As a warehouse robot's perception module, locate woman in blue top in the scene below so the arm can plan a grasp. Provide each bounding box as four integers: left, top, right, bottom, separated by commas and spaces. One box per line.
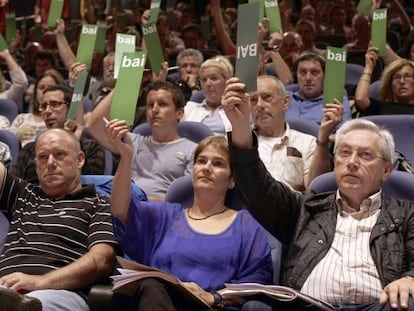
107, 119, 273, 311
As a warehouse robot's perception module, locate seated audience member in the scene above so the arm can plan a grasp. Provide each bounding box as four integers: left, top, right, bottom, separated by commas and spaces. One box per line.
323, 4, 352, 42
85, 80, 197, 201
286, 51, 351, 129
251, 75, 342, 192
295, 19, 324, 54
0, 128, 116, 310
355, 49, 414, 115
24, 50, 57, 110
182, 56, 233, 136
343, 13, 370, 52
108, 124, 272, 310
9, 69, 64, 147
90, 52, 116, 109
12, 84, 105, 183
0, 48, 28, 109
169, 48, 203, 102
278, 31, 303, 70
0, 141, 10, 166
222, 77, 414, 311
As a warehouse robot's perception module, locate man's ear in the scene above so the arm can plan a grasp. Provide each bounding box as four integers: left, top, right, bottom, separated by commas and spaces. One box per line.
176, 107, 184, 121
282, 95, 291, 111
77, 151, 85, 169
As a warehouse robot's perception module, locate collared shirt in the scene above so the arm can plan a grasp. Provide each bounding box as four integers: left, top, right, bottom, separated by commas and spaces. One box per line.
301, 190, 383, 304
257, 123, 316, 192
286, 91, 352, 130
182, 100, 232, 136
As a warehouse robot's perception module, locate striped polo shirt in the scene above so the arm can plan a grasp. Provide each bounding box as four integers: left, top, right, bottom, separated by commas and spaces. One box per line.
0, 170, 116, 276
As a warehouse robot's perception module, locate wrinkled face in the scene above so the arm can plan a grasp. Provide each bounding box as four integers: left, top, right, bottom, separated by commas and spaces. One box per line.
391, 65, 414, 103
200, 66, 227, 106
334, 129, 392, 202
35, 130, 84, 198
192, 145, 234, 194
146, 89, 183, 128
103, 54, 116, 88
297, 60, 324, 99
179, 56, 200, 81
40, 90, 68, 128
250, 78, 289, 132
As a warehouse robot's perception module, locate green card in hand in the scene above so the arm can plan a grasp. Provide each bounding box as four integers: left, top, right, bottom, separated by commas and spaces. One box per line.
265, 0, 282, 33
249, 0, 265, 21
67, 71, 89, 120
114, 33, 136, 79
0, 33, 8, 51
142, 22, 164, 72
47, 0, 64, 28
111, 51, 147, 126
371, 9, 387, 57
76, 24, 98, 70
323, 47, 347, 106
5, 12, 16, 44
235, 2, 260, 93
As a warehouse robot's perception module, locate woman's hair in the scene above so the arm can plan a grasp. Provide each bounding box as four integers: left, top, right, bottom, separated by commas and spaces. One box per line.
334, 118, 395, 163
200, 56, 234, 80
193, 136, 233, 176
379, 59, 414, 102
33, 69, 65, 113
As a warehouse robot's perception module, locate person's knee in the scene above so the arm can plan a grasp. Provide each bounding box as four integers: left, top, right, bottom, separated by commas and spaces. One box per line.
241, 300, 273, 311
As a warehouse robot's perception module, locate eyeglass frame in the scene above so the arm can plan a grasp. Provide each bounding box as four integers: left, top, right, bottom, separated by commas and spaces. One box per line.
38, 100, 68, 112
391, 74, 414, 83
335, 148, 386, 164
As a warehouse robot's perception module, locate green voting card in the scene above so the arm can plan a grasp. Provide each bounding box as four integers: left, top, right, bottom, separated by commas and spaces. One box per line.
111, 51, 146, 125
47, 0, 64, 28
142, 22, 164, 72
148, 0, 161, 23
115, 33, 136, 79
76, 24, 98, 70
95, 20, 107, 54
265, 0, 282, 33
0, 33, 7, 51
5, 12, 16, 44
357, 0, 372, 15
323, 47, 347, 106
249, 0, 265, 21
235, 2, 259, 93
67, 71, 89, 120
371, 9, 387, 57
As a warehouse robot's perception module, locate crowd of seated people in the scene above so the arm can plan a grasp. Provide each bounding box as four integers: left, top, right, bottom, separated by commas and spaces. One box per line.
0, 0, 413, 310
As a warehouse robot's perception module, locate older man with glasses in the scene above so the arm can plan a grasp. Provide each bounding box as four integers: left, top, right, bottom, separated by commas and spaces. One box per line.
11, 84, 105, 183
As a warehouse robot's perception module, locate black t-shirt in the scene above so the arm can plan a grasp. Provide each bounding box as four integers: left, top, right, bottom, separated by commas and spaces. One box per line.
359, 97, 414, 116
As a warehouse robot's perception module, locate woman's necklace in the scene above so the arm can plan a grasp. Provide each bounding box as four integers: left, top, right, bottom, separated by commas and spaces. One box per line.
186, 207, 227, 221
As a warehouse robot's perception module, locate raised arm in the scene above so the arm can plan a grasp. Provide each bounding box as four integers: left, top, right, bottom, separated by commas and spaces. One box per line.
84, 89, 116, 152
354, 47, 378, 111
306, 100, 343, 186
0, 49, 28, 105
54, 19, 76, 71
209, 0, 236, 56
106, 119, 133, 224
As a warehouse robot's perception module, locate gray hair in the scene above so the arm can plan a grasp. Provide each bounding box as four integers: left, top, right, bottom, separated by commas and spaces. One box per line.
334, 119, 395, 163
176, 49, 204, 67
258, 75, 286, 95
200, 56, 234, 80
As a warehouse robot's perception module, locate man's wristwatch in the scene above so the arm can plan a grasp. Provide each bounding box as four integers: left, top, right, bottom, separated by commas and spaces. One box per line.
211, 291, 225, 308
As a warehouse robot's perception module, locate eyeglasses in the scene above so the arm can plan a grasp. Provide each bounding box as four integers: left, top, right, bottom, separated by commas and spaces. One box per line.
38, 100, 67, 112
335, 148, 385, 163
392, 74, 414, 82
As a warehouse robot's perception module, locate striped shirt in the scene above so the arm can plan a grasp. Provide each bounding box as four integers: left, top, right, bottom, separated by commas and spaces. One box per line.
0, 170, 116, 277
301, 190, 383, 304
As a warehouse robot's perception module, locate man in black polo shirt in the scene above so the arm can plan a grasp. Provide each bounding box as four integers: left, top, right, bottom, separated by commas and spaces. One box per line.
0, 128, 117, 310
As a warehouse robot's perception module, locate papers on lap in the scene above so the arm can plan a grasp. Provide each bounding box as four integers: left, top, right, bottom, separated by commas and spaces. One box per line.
111, 256, 211, 309
222, 283, 335, 311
